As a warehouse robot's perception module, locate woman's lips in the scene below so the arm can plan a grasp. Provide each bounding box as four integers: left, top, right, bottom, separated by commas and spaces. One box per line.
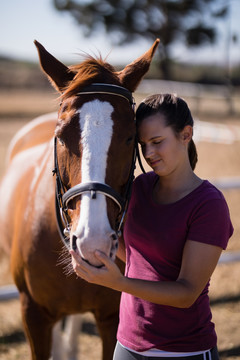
149, 159, 161, 167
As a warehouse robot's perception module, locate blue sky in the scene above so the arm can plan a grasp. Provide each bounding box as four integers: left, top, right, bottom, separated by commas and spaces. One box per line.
1, 0, 239, 66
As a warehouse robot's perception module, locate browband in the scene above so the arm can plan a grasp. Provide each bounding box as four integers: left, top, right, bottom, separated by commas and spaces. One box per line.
76, 83, 134, 105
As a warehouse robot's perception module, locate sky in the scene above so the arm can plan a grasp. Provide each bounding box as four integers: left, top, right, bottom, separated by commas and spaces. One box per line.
1, 0, 239, 67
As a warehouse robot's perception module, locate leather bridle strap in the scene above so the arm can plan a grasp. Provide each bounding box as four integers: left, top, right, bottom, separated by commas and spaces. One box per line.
62, 182, 125, 211
76, 83, 135, 106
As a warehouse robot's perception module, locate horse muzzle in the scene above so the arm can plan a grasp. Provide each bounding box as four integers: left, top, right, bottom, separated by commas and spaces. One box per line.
70, 231, 118, 267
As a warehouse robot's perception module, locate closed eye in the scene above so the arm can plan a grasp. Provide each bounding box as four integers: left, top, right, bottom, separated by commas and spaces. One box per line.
139, 139, 162, 148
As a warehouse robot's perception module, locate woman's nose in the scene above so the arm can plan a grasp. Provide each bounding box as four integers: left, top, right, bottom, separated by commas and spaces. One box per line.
143, 144, 153, 159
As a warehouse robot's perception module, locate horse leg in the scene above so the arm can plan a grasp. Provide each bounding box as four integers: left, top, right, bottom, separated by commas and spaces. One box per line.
19, 291, 55, 360
94, 311, 119, 360
62, 314, 82, 360
52, 315, 82, 360
52, 320, 68, 360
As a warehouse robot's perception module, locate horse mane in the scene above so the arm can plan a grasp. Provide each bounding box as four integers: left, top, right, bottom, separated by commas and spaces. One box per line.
62, 55, 121, 99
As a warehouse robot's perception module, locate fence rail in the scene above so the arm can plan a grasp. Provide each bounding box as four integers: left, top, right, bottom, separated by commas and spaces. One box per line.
138, 79, 233, 99
138, 79, 238, 115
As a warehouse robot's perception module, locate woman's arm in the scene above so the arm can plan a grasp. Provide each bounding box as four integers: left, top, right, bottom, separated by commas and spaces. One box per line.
70, 240, 222, 308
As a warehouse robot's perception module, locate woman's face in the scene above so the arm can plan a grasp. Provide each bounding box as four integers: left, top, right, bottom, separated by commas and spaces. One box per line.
138, 113, 190, 177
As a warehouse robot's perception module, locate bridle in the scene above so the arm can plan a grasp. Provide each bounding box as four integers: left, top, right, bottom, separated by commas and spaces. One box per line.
52, 83, 144, 250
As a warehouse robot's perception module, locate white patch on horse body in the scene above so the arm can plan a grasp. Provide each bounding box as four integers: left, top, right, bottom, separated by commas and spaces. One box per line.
31, 144, 55, 236
21, 143, 51, 223
74, 100, 114, 260
6, 112, 57, 163
0, 145, 45, 223
29, 143, 52, 194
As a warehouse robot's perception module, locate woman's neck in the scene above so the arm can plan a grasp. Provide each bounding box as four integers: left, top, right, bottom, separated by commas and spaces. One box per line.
153, 168, 202, 205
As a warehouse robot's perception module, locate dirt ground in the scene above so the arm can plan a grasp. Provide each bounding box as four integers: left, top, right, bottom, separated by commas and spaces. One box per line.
0, 89, 240, 359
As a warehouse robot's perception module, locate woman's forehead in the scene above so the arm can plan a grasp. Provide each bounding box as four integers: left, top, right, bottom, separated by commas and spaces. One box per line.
138, 113, 167, 131
138, 114, 172, 142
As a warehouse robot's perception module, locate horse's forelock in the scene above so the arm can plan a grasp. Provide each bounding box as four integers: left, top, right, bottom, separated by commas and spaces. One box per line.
61, 56, 121, 100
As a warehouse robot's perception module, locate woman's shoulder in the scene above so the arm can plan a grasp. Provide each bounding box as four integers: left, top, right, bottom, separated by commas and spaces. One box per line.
188, 180, 234, 247
195, 180, 226, 202
190, 180, 232, 225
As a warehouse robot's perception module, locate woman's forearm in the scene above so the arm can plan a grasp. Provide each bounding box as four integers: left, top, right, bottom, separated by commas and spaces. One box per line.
116, 276, 198, 308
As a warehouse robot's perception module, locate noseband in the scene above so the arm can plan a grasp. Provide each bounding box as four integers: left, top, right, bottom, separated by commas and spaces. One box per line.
53, 83, 140, 250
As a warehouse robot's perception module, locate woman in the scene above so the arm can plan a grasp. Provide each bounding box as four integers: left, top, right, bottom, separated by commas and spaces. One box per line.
70, 94, 233, 359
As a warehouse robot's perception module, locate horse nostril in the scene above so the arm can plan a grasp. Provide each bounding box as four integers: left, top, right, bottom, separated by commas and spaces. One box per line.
111, 233, 118, 241
72, 234, 77, 251
110, 233, 118, 259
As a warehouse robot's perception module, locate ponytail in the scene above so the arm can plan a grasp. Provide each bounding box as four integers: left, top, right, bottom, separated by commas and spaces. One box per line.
188, 139, 198, 170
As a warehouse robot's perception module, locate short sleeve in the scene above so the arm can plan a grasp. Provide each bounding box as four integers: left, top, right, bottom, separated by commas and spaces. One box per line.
187, 198, 234, 250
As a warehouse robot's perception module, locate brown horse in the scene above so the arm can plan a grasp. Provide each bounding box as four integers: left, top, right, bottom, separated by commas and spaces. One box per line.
0, 39, 159, 360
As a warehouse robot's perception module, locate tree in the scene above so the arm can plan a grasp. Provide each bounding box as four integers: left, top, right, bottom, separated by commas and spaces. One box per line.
53, 0, 228, 79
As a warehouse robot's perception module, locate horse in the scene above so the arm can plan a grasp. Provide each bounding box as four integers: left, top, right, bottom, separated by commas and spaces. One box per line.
0, 39, 159, 360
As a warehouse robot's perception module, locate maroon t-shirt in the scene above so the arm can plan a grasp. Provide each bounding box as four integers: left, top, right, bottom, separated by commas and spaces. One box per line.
117, 172, 233, 352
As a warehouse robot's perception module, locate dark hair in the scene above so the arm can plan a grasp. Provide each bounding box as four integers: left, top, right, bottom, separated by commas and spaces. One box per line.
136, 93, 198, 170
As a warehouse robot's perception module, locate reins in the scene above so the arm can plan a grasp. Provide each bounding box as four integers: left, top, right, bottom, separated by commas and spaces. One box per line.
53, 83, 143, 250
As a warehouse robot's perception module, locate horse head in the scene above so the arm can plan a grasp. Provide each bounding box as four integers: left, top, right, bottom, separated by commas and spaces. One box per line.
34, 39, 159, 266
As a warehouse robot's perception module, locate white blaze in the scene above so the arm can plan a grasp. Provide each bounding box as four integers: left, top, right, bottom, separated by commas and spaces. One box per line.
79, 100, 113, 182
74, 100, 115, 261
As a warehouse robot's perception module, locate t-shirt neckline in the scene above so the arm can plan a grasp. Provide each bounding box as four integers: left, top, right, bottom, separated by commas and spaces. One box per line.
150, 173, 206, 207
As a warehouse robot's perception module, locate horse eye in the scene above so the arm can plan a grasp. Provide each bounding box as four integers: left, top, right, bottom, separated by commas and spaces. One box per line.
126, 136, 134, 145
58, 137, 65, 146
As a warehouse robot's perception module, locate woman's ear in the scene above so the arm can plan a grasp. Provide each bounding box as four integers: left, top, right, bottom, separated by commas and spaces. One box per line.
181, 125, 193, 144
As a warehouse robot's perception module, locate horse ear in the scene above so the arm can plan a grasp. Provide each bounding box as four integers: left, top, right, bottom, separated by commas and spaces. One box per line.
117, 39, 160, 92
34, 40, 75, 92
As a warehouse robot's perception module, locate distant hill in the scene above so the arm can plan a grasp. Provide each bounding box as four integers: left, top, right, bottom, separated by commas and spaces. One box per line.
0, 56, 239, 89
0, 57, 49, 89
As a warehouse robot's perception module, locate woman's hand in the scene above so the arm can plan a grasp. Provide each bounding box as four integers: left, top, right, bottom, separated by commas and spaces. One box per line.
70, 250, 124, 291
